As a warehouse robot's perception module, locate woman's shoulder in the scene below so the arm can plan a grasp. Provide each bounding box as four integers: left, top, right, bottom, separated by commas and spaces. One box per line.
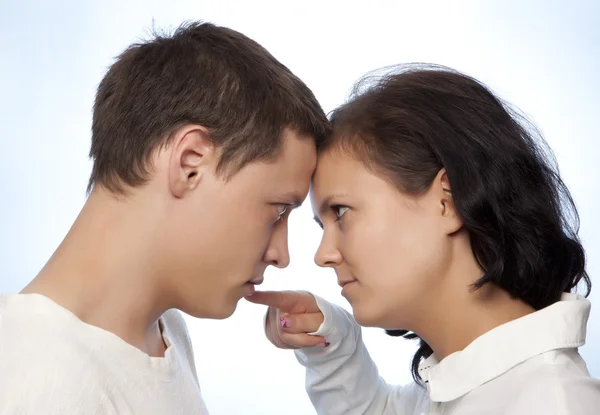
488, 349, 600, 413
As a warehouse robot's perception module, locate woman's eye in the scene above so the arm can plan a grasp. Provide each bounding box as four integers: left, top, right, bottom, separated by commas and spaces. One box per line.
333, 205, 349, 222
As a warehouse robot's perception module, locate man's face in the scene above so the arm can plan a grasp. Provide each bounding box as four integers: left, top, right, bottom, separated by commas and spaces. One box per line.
164, 129, 317, 319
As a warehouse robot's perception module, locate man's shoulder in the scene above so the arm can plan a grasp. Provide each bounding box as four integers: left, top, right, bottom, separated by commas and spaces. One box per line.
0, 293, 115, 388
0, 339, 115, 415
0, 294, 70, 348
0, 375, 117, 415
0, 293, 87, 348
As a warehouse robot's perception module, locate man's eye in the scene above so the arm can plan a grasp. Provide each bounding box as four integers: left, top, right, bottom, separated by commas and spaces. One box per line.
275, 204, 289, 222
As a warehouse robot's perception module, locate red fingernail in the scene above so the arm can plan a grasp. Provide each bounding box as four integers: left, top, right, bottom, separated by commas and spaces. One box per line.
280, 317, 287, 328
325, 342, 331, 347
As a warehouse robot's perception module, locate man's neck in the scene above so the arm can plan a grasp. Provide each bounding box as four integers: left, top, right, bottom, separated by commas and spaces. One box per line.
21, 188, 170, 357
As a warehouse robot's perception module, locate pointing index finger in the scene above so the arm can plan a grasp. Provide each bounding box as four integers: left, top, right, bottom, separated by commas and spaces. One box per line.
244, 290, 319, 313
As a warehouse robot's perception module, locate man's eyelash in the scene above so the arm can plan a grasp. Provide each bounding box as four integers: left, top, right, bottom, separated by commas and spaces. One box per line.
274, 204, 289, 221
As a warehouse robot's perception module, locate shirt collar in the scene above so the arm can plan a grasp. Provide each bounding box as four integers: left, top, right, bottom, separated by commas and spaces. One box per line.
418, 293, 591, 402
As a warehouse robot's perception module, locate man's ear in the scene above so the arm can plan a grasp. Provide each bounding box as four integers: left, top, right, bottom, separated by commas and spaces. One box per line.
168, 125, 216, 198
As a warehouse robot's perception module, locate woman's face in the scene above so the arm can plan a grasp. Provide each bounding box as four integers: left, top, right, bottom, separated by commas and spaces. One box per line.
311, 149, 462, 329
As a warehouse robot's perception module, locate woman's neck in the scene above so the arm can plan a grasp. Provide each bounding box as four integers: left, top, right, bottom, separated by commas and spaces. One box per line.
417, 280, 536, 361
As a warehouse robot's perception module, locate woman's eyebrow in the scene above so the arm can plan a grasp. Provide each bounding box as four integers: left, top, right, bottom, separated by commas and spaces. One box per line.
317, 193, 349, 216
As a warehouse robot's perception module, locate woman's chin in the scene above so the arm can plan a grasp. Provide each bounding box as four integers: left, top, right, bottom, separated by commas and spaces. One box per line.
352, 306, 384, 328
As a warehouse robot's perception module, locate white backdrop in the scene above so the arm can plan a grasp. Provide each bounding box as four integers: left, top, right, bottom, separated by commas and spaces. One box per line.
1, 1, 598, 413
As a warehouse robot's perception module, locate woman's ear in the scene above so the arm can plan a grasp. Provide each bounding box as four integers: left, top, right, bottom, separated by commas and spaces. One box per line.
436, 169, 463, 234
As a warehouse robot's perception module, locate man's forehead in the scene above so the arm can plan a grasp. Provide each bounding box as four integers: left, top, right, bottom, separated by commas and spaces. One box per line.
277, 190, 307, 207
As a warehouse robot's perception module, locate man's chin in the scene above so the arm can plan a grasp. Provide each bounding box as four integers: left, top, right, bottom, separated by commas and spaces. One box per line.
182, 297, 238, 320
203, 301, 238, 320
212, 304, 237, 320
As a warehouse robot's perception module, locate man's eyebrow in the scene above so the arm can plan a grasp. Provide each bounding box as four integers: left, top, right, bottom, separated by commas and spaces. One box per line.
279, 192, 304, 207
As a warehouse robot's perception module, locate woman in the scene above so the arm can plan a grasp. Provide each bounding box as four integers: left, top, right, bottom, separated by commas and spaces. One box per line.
247, 64, 599, 414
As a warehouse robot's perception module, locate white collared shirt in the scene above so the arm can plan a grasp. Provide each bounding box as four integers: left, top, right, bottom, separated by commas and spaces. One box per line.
295, 293, 600, 414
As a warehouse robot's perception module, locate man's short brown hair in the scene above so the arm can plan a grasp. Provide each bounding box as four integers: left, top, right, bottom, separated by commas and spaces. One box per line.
88, 21, 330, 193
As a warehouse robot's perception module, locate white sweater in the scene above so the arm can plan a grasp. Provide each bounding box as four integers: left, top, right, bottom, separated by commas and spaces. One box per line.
296, 293, 600, 415
0, 294, 209, 414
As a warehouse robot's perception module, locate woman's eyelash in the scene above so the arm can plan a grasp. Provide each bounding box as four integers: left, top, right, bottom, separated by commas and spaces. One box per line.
331, 205, 348, 222
312, 205, 348, 229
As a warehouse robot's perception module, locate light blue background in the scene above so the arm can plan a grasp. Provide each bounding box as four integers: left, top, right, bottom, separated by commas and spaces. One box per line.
1, 1, 598, 413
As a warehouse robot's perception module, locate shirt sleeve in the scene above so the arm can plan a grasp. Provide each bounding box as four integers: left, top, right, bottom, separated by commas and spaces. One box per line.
294, 294, 423, 415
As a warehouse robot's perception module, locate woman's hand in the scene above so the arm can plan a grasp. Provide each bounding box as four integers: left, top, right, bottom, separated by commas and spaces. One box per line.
245, 291, 329, 349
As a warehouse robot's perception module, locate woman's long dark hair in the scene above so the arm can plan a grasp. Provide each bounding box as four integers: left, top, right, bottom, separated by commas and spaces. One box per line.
322, 64, 590, 385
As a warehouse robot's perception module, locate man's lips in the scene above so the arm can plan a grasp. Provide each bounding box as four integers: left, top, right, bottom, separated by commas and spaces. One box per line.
243, 279, 263, 297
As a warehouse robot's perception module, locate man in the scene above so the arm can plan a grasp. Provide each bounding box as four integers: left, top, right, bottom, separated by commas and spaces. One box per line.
0, 21, 329, 414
